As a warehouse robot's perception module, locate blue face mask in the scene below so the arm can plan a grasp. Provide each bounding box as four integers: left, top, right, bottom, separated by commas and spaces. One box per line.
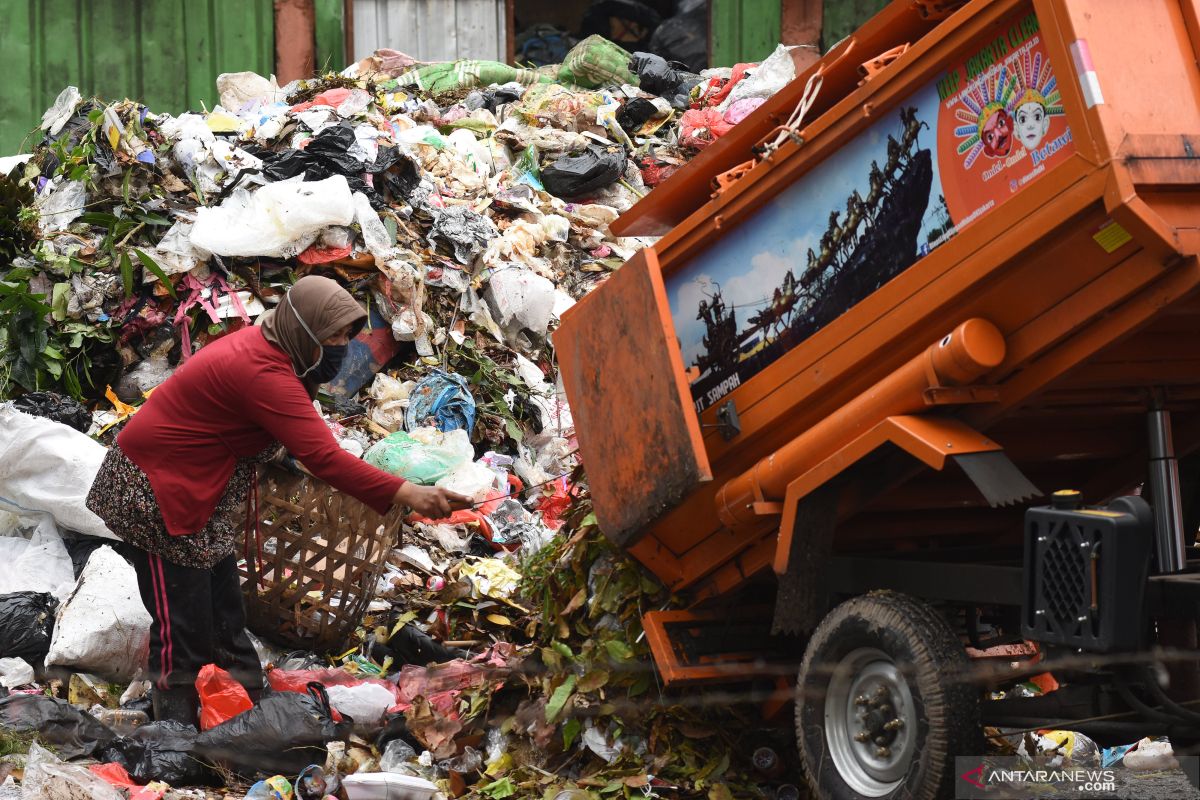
310, 344, 347, 384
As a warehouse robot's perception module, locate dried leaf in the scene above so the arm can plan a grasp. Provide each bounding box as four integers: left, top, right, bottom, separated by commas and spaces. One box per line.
577, 669, 610, 693
708, 784, 734, 800
487, 613, 513, 626
562, 586, 587, 616
625, 775, 649, 788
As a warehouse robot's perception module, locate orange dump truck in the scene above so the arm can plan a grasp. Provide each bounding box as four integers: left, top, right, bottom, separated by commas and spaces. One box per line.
557, 0, 1200, 796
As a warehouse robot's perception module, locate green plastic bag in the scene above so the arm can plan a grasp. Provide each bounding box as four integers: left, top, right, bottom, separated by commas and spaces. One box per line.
557, 36, 635, 88
363, 429, 473, 485
391, 60, 550, 95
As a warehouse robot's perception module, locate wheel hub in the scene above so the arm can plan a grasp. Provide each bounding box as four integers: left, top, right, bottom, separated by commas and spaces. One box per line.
824, 648, 918, 797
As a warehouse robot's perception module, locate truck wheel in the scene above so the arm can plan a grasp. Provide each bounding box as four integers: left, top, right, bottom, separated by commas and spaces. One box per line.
796, 591, 980, 800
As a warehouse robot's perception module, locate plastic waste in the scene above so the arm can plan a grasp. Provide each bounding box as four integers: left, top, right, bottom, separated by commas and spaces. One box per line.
326, 683, 397, 729
364, 427, 474, 484
1017, 729, 1100, 766
0, 591, 56, 662
246, 775, 294, 800
35, 178, 86, 233
1124, 738, 1178, 771
0, 694, 115, 759
341, 772, 439, 800
484, 267, 557, 343
558, 36, 636, 88
719, 44, 797, 111
94, 708, 150, 737
436, 460, 498, 502
216, 71, 284, 110
429, 205, 499, 265
196, 683, 350, 778
372, 624, 466, 668
542, 144, 627, 199
89, 762, 167, 800
99, 719, 215, 786
380, 738, 418, 773
0, 512, 75, 599
648, 1, 708, 73
196, 663, 254, 731
680, 108, 735, 149
40, 86, 83, 136
190, 175, 356, 258
295, 764, 341, 800
21, 743, 125, 800
405, 370, 476, 433
0, 657, 33, 689
0, 405, 117, 540
10, 391, 90, 432
45, 545, 152, 682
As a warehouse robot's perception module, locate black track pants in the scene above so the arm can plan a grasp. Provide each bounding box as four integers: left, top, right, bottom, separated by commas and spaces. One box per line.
128, 549, 263, 698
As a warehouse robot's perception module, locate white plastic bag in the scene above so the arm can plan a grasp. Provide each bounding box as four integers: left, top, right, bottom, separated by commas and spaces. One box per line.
0, 512, 75, 599
35, 179, 86, 233
483, 268, 557, 343
216, 71, 284, 110
20, 743, 125, 800
0, 406, 117, 540
436, 460, 498, 502
45, 546, 151, 682
719, 44, 797, 111
326, 683, 397, 728
0, 657, 34, 688
190, 175, 355, 258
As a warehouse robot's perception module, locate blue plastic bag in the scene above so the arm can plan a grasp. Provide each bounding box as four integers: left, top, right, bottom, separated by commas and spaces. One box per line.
405, 370, 476, 433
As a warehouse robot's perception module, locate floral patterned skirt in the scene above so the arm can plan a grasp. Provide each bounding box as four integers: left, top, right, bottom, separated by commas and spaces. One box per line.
86, 444, 255, 569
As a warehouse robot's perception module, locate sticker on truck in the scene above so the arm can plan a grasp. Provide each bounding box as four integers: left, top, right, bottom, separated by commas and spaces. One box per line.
667, 9, 1077, 413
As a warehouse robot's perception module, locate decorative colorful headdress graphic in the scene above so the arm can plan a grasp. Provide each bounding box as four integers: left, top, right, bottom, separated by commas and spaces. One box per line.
952, 51, 1063, 168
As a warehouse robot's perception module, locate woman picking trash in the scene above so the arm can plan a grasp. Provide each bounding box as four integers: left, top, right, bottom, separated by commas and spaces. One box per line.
86, 275, 471, 725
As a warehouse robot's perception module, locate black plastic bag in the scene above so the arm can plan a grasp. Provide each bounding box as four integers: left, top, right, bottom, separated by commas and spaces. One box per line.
101, 719, 218, 786
371, 624, 466, 668
262, 123, 385, 206
195, 683, 350, 778
370, 146, 421, 203
0, 695, 114, 759
11, 392, 91, 433
630, 51, 699, 109
616, 97, 660, 133
581, 0, 662, 50
649, 6, 708, 73
542, 145, 627, 199
0, 592, 56, 662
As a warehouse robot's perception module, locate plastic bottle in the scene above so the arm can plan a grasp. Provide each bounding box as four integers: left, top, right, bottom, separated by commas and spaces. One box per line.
95, 708, 149, 736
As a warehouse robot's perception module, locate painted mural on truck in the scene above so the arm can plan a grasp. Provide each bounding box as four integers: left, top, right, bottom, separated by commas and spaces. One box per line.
668, 9, 1075, 414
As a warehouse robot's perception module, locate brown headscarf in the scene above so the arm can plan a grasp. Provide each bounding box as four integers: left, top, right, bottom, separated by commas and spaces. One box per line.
260, 275, 366, 393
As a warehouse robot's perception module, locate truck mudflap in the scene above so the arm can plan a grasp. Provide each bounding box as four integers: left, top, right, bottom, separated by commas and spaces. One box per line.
553, 248, 711, 551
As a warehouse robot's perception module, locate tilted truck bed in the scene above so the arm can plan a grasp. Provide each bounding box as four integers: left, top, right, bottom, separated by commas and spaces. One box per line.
556, 0, 1200, 615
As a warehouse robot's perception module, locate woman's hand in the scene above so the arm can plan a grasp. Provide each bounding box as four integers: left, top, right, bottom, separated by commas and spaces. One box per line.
393, 482, 473, 519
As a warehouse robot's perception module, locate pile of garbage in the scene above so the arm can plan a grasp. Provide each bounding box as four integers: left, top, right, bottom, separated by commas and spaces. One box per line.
0, 33, 803, 800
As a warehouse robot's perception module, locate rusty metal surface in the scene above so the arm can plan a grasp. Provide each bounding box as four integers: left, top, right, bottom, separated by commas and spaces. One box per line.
553, 249, 711, 548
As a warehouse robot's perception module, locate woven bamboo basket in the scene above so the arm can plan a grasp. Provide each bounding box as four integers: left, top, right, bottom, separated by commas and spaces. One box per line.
240, 467, 404, 653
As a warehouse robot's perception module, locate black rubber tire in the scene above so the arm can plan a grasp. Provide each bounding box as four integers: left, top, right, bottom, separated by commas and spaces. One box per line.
796, 591, 981, 800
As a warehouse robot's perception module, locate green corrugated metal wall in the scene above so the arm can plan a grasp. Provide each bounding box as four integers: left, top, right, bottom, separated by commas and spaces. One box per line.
0, 0, 274, 155
314, 0, 346, 74
821, 0, 889, 51
711, 0, 781, 67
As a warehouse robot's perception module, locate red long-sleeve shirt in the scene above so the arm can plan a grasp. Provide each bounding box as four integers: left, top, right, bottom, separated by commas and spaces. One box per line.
118, 327, 404, 535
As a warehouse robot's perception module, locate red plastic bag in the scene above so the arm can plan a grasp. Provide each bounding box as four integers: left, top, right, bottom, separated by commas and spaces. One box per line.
266, 668, 404, 718
680, 109, 735, 149
91, 763, 165, 800
195, 663, 253, 731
